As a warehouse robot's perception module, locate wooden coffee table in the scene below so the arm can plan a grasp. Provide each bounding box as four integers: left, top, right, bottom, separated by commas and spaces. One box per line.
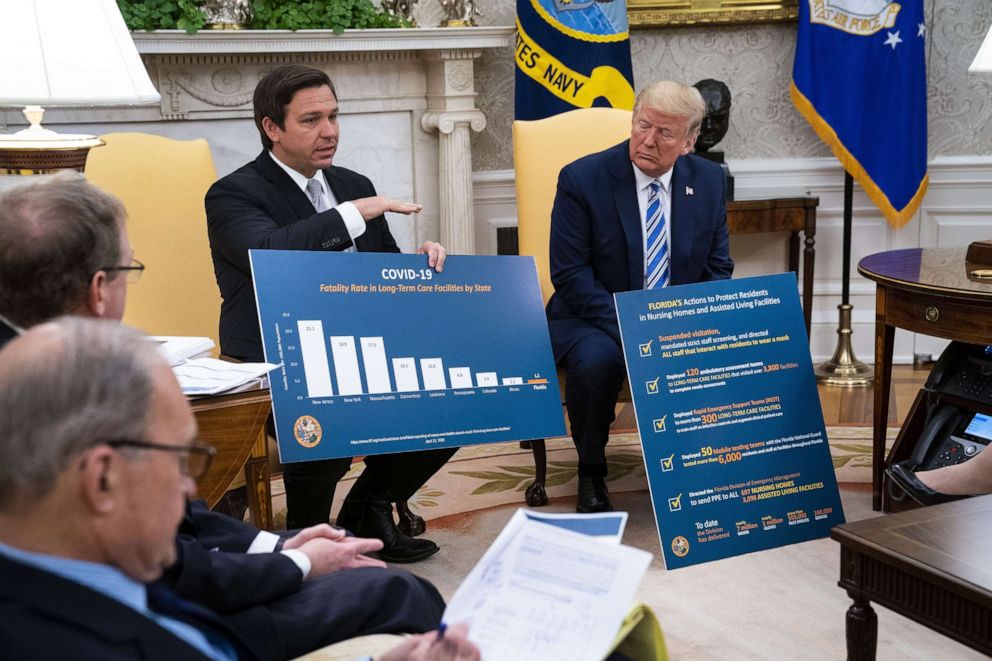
831, 496, 992, 660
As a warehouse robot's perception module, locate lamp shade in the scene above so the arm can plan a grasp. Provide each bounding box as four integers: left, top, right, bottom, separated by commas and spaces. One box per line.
0, 0, 160, 106
969, 23, 992, 73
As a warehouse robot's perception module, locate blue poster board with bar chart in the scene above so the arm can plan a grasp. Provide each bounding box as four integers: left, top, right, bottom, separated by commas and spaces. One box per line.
615, 273, 845, 569
251, 250, 566, 462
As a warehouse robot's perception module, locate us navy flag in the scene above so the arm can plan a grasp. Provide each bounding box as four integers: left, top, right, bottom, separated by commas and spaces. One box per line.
791, 0, 928, 227
514, 0, 635, 121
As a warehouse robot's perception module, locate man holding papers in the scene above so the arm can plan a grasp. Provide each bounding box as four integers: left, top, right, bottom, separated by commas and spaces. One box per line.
0, 175, 449, 658
206, 64, 456, 562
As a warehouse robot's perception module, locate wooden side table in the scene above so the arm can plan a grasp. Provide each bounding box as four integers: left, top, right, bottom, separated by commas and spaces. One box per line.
191, 389, 274, 530
726, 197, 818, 338
831, 496, 992, 660
857, 248, 992, 511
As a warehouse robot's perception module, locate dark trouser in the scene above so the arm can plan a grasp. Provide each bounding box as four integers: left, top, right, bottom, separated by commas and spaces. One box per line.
226, 565, 446, 660
284, 448, 457, 529
561, 331, 626, 478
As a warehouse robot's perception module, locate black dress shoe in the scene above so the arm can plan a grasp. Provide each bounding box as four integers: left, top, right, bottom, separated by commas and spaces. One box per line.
576, 474, 613, 513
886, 460, 967, 507
348, 498, 439, 563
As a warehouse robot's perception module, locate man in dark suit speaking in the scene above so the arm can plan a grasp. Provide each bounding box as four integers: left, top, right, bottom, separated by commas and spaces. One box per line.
206, 65, 456, 562
548, 80, 735, 513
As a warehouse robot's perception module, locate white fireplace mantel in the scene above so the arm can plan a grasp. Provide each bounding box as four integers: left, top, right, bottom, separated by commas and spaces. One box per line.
131, 27, 513, 55
1, 27, 514, 255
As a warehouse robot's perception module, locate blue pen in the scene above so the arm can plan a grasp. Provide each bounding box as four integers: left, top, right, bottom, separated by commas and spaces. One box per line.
436, 622, 447, 641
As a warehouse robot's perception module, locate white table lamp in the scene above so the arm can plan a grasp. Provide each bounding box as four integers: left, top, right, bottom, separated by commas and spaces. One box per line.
0, 0, 161, 173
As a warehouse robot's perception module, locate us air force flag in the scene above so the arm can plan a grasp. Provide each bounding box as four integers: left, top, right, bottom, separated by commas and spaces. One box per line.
514, 0, 635, 121
791, 0, 928, 227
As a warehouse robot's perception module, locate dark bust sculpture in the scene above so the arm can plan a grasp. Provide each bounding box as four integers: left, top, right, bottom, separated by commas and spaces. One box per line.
693, 78, 733, 200
693, 78, 731, 152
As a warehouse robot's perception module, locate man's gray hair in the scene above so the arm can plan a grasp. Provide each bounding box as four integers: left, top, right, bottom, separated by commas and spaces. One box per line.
633, 81, 707, 141
0, 173, 127, 328
0, 317, 160, 509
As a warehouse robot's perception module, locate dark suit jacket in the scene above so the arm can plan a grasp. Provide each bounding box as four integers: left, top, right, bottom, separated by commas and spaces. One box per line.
0, 554, 253, 661
159, 501, 445, 660
547, 141, 734, 357
206, 151, 401, 361
160, 501, 305, 616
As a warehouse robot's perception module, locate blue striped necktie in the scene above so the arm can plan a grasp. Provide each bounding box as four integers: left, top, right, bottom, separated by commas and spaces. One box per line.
645, 181, 670, 289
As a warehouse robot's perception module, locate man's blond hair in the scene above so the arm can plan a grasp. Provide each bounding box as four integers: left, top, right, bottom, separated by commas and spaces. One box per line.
633, 81, 706, 141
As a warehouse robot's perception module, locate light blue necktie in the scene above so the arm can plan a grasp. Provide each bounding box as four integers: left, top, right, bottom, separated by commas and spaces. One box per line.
306, 178, 328, 212
645, 181, 670, 289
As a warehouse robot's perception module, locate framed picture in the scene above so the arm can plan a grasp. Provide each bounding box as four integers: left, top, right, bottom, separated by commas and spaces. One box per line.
628, 0, 799, 28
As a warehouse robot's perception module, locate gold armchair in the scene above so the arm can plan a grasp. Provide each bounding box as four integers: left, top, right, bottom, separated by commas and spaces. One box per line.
512, 108, 634, 505
86, 134, 270, 518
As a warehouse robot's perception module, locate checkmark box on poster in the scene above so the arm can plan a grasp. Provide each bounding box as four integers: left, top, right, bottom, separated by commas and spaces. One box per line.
639, 341, 652, 357
661, 454, 675, 472
645, 377, 660, 394
668, 493, 682, 512
653, 416, 667, 433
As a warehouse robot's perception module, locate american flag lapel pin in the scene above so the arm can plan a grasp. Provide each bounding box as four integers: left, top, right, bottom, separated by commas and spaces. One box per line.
685, 186, 694, 196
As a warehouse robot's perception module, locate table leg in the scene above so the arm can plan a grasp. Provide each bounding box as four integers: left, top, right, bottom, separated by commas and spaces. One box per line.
802, 231, 815, 340
872, 292, 894, 511
845, 595, 877, 661
245, 427, 274, 530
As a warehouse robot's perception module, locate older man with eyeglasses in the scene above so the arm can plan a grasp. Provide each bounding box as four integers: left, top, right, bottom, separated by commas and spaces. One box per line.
0, 318, 478, 661
0, 174, 451, 659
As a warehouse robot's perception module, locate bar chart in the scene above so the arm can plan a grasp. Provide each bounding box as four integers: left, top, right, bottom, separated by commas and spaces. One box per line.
296, 323, 548, 398
252, 251, 566, 462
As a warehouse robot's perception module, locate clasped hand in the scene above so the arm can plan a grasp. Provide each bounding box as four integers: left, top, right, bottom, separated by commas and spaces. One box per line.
282, 524, 386, 577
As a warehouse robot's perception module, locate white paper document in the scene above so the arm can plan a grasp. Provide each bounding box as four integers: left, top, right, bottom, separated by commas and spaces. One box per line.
151, 336, 215, 366
173, 358, 279, 396
443, 509, 652, 661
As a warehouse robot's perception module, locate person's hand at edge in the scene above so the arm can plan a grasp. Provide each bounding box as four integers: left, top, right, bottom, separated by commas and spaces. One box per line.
377, 622, 479, 661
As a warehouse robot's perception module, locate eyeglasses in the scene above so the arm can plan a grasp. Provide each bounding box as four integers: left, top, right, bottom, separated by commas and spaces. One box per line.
105, 439, 216, 479
101, 258, 145, 284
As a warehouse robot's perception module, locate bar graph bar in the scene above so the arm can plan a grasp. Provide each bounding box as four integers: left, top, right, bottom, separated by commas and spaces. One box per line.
295, 331, 547, 396
330, 336, 363, 395
297, 320, 333, 398
449, 367, 473, 389
393, 357, 420, 391
360, 337, 391, 394
420, 358, 447, 390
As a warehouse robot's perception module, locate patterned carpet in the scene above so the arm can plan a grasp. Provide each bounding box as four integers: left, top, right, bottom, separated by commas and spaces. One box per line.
265, 426, 897, 528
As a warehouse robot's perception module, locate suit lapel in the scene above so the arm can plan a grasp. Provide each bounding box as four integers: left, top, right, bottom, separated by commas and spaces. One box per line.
610, 143, 644, 291
255, 151, 320, 222
669, 156, 693, 284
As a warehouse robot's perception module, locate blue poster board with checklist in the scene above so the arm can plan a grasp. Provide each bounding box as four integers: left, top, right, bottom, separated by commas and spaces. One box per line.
615, 273, 845, 569
252, 250, 565, 463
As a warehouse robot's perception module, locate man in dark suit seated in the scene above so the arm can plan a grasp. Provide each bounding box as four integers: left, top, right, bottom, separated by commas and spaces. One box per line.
0, 318, 479, 661
548, 80, 735, 513
0, 175, 449, 659
205, 64, 456, 562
